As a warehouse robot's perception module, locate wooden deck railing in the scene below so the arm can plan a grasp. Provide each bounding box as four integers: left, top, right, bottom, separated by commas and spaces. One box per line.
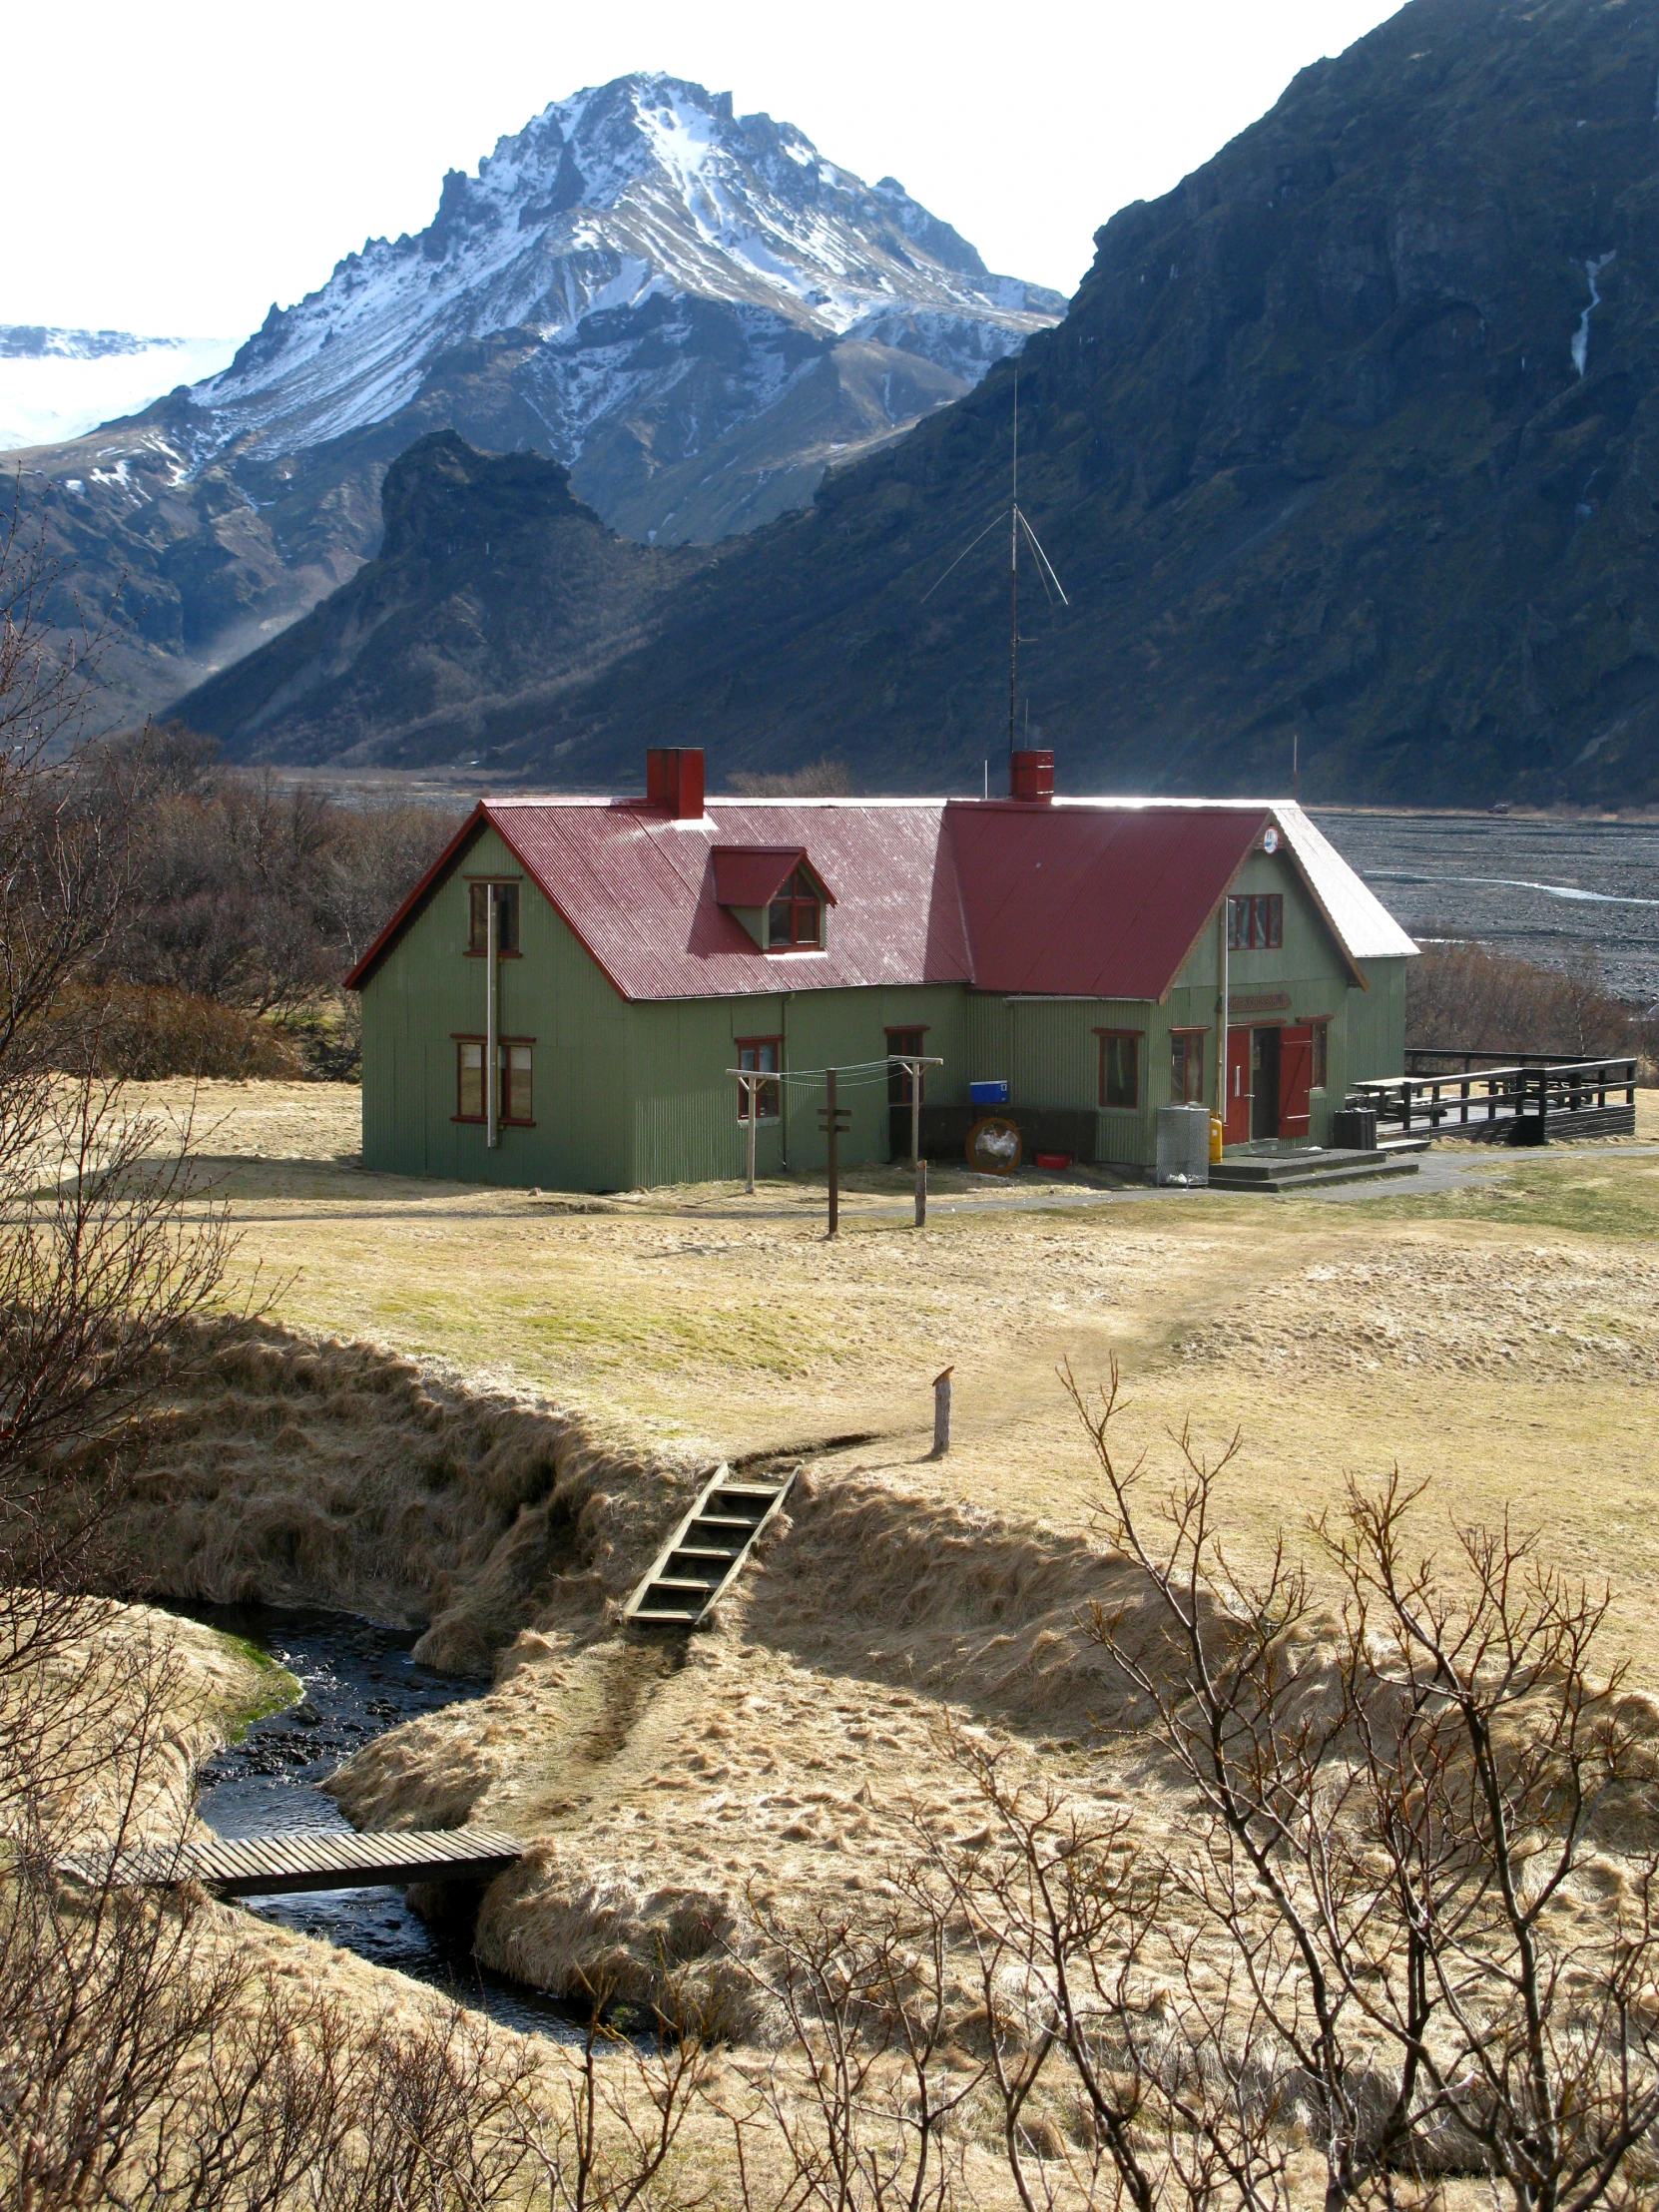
1405, 1047, 1587, 1074
1352, 1058, 1638, 1137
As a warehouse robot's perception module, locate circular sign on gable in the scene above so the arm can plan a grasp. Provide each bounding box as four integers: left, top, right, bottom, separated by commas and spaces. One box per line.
1262, 825, 1281, 854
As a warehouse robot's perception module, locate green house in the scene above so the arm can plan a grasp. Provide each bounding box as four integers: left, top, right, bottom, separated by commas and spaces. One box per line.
344, 747, 1416, 1190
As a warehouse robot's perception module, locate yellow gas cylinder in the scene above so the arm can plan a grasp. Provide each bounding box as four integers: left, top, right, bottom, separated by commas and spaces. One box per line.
1209, 1113, 1224, 1165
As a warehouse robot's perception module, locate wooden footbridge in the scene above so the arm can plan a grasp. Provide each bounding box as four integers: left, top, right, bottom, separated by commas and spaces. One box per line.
624, 1461, 798, 1628
60, 1825, 523, 1898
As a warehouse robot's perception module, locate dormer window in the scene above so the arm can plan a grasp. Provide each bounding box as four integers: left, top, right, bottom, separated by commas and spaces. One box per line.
767, 866, 823, 950
711, 845, 835, 952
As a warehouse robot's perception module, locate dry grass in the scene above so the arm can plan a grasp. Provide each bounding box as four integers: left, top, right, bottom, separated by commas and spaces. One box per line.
105, 1321, 707, 1676
118, 1080, 1659, 1659
73, 1079, 1659, 2106
8, 1597, 288, 1850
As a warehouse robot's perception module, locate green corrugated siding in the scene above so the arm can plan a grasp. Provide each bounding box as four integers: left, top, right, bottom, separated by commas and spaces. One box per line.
1164, 845, 1406, 1147
625, 984, 969, 1185
359, 823, 628, 1188
1345, 959, 1408, 1084
963, 993, 1160, 1167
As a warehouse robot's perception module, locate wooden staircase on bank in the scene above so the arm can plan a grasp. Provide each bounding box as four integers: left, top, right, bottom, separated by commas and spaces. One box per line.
624, 1463, 797, 1629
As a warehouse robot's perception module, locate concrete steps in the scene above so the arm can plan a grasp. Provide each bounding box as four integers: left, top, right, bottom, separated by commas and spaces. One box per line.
624, 1464, 796, 1630
1209, 1146, 1421, 1195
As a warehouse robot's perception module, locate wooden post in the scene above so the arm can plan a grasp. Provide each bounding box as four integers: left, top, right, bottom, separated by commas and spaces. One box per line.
745, 1075, 758, 1195
931, 1367, 953, 1455
894, 1050, 942, 1218
485, 882, 498, 1150
816, 1073, 849, 1238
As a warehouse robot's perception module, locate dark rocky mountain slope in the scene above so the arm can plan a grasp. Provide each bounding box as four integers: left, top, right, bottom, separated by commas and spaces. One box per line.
5, 75, 1057, 726
174, 432, 703, 768
184, 0, 1659, 807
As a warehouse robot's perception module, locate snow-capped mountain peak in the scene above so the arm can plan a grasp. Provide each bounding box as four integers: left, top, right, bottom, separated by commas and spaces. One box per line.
196, 74, 1062, 462
2, 76, 1063, 731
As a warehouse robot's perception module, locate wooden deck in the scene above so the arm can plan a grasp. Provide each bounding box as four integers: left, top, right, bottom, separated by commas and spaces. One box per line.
625, 1461, 797, 1629
59, 1825, 523, 1898
1352, 1057, 1638, 1144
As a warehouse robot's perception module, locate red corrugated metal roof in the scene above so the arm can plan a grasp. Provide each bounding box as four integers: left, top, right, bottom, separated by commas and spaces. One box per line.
945, 802, 1268, 998
710, 845, 836, 909
344, 794, 1390, 1003
475, 800, 970, 1000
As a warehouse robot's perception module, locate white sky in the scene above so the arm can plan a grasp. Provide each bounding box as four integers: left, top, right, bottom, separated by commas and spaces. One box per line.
9, 0, 1404, 340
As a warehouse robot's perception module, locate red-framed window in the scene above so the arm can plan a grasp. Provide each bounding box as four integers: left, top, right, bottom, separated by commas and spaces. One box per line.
466, 879, 521, 955
767, 867, 824, 949
502, 1042, 533, 1123
736, 1036, 782, 1120
1170, 1028, 1207, 1104
1096, 1029, 1141, 1109
453, 1037, 534, 1123
1227, 893, 1283, 950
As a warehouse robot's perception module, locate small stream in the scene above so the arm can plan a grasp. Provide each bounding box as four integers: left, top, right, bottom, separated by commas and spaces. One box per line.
184, 1602, 585, 2042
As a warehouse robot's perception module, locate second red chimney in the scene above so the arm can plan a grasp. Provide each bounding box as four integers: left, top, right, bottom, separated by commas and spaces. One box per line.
645, 747, 705, 819
1009, 749, 1054, 803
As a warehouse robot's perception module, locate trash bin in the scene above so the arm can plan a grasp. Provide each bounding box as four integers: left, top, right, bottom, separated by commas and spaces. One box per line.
1156, 1104, 1212, 1187
1331, 1105, 1378, 1151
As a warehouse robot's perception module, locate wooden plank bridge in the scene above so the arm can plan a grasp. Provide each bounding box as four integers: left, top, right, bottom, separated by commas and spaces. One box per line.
624, 1461, 797, 1628
1353, 1057, 1638, 1145
59, 1826, 523, 1898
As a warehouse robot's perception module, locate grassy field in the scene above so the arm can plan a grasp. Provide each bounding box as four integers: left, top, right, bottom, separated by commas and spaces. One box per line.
135, 1079, 1659, 1676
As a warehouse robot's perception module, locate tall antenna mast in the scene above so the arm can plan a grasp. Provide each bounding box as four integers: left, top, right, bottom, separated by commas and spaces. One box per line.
1009, 370, 1019, 766
918, 366, 1070, 778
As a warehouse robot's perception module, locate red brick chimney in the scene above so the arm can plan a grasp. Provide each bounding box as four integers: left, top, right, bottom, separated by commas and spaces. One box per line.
645, 747, 705, 819
1009, 749, 1054, 803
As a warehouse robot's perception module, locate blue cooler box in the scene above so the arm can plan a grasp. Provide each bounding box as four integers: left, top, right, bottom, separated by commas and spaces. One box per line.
969, 1079, 1010, 1106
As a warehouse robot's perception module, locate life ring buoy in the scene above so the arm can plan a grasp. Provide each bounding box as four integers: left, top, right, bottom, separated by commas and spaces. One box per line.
965, 1114, 1022, 1175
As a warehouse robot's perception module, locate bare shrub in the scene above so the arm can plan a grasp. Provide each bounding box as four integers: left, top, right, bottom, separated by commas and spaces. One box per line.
96, 730, 461, 1050
724, 1877, 984, 2212
0, 485, 251, 2201
1407, 942, 1657, 1072
974, 1359, 1659, 2209
726, 758, 853, 798
512, 1971, 718, 2212
41, 983, 303, 1081
0, 507, 237, 1685
918, 1734, 1168, 2212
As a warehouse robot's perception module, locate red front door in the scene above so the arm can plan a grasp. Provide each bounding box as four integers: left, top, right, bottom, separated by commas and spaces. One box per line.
1225, 1026, 1252, 1146
1279, 1024, 1314, 1138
